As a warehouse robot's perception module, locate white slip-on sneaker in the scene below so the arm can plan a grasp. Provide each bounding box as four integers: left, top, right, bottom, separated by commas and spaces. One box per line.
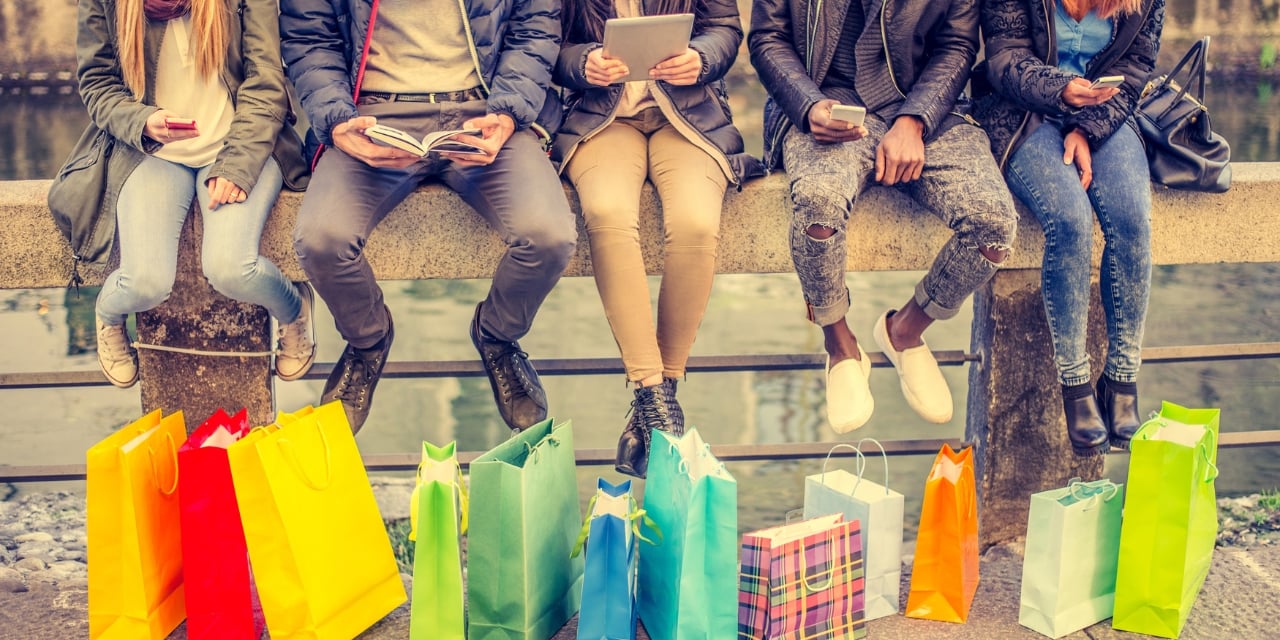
873, 310, 953, 424
826, 344, 874, 433
96, 319, 139, 388
275, 282, 317, 381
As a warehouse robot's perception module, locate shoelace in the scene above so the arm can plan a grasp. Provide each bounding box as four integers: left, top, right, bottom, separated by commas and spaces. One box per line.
627, 387, 671, 436
332, 351, 379, 409
277, 315, 312, 358
97, 325, 135, 362
488, 344, 536, 400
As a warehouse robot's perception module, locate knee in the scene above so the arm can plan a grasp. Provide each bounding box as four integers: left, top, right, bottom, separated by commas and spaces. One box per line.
1045, 206, 1096, 250
956, 197, 1019, 260
202, 257, 257, 298
127, 271, 175, 309
293, 219, 362, 270
665, 214, 720, 248
517, 214, 578, 267
581, 198, 639, 234
790, 178, 850, 241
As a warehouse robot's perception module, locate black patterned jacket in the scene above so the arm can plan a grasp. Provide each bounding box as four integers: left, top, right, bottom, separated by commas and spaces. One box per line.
972, 0, 1165, 171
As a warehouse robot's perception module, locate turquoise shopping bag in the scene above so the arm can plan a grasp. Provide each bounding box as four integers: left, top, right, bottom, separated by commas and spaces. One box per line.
803, 440, 905, 621
638, 428, 738, 640
467, 419, 584, 640
1112, 402, 1220, 639
1019, 478, 1124, 638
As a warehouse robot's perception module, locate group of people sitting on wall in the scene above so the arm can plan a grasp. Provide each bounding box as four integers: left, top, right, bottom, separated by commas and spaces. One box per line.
65, 0, 1163, 476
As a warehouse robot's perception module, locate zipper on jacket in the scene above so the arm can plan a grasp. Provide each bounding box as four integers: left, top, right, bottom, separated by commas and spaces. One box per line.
558, 87, 624, 174
1001, 0, 1057, 171
456, 0, 491, 96
651, 84, 739, 185
879, 0, 908, 100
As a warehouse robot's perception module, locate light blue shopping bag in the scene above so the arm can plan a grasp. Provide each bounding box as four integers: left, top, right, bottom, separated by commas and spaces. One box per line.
574, 478, 659, 640
803, 440, 905, 621
1019, 478, 1124, 638
638, 428, 738, 640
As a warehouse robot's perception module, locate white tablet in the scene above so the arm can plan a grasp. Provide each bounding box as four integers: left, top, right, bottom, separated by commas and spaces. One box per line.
602, 14, 695, 83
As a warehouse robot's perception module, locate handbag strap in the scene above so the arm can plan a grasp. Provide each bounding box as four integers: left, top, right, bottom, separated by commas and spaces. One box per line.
1152, 36, 1210, 121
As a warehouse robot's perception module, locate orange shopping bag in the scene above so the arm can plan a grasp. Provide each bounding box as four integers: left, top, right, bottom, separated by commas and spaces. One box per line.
87, 409, 188, 639
905, 444, 979, 623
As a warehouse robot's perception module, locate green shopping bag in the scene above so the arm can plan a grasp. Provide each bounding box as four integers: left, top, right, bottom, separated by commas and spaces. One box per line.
409, 441, 467, 640
1112, 402, 1220, 639
467, 419, 584, 640
1019, 478, 1124, 638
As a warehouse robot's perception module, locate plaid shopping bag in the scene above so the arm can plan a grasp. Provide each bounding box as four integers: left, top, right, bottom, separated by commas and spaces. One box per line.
738, 513, 867, 640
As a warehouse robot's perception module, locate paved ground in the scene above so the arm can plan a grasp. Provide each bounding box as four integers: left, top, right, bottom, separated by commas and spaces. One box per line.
1, 543, 1275, 640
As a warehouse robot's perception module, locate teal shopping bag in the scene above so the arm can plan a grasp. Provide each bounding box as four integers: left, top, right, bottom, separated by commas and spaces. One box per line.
1019, 478, 1124, 639
467, 419, 584, 640
408, 441, 467, 640
1112, 402, 1220, 639
574, 478, 658, 640
803, 440, 905, 621
638, 428, 738, 640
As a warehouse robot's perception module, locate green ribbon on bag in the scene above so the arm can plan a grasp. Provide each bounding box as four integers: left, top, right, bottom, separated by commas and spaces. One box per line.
571, 493, 663, 558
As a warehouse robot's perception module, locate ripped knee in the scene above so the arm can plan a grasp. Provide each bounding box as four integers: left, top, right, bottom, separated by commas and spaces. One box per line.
806, 224, 838, 240
980, 245, 1010, 264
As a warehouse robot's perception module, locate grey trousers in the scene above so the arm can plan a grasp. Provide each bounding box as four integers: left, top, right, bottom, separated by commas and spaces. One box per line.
294, 98, 577, 347
782, 119, 1018, 326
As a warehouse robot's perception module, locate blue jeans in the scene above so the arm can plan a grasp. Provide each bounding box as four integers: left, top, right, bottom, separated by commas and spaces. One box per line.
1006, 121, 1152, 386
97, 155, 300, 326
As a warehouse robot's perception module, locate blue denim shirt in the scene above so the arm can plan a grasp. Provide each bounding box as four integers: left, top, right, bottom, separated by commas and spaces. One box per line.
1055, 2, 1114, 76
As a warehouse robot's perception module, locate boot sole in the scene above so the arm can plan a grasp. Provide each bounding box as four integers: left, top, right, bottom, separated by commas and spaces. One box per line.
1072, 441, 1111, 457
1109, 437, 1132, 451
614, 463, 646, 480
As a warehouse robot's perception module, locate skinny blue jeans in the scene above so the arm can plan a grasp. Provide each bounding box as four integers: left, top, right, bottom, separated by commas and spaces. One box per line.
97, 155, 301, 326
1006, 121, 1152, 386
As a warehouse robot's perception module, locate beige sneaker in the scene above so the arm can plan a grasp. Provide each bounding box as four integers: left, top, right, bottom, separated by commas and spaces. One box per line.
275, 282, 316, 381
873, 310, 953, 424
826, 344, 874, 433
96, 319, 138, 388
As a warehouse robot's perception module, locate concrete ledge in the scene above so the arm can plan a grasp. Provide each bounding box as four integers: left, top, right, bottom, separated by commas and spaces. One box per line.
2, 163, 1278, 289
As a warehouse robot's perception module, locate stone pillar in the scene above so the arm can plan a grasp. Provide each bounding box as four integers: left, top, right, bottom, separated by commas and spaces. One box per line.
966, 268, 1106, 549
135, 206, 275, 429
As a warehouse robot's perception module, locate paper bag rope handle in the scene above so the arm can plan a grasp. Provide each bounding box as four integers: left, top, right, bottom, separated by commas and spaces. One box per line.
1067, 477, 1120, 511
409, 460, 470, 540
800, 525, 843, 593
277, 421, 333, 491
148, 431, 180, 496
1132, 417, 1220, 483
820, 438, 891, 497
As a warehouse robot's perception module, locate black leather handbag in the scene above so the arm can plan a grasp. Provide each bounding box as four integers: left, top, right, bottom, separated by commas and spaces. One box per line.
1136, 36, 1232, 192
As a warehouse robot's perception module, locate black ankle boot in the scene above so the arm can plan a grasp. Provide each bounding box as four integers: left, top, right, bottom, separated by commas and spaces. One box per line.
1062, 383, 1109, 457
662, 377, 685, 436
615, 385, 674, 479
1098, 376, 1142, 450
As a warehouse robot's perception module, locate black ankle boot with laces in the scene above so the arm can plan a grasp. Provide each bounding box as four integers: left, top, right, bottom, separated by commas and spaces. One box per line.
615, 384, 674, 479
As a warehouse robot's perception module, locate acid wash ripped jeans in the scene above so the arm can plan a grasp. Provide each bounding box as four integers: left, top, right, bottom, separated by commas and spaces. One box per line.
782, 118, 1018, 326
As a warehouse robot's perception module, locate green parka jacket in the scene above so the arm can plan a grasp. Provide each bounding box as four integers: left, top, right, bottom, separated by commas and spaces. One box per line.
50, 0, 309, 271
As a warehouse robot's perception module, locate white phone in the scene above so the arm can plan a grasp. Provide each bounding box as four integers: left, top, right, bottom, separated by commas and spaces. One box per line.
829, 104, 867, 127
1090, 75, 1125, 90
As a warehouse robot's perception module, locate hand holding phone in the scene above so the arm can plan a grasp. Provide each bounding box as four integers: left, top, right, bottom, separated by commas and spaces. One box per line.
165, 117, 198, 130
829, 104, 867, 127
1089, 75, 1124, 90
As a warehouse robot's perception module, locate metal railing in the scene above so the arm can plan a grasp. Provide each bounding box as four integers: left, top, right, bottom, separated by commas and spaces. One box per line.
4, 341, 1278, 483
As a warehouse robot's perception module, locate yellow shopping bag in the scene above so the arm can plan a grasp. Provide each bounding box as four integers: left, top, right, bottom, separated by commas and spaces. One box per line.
229, 401, 406, 639
87, 409, 188, 640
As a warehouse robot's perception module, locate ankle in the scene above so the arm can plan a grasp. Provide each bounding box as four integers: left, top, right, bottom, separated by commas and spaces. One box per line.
636, 374, 664, 388
1101, 376, 1137, 394
885, 309, 926, 350
1062, 382, 1094, 400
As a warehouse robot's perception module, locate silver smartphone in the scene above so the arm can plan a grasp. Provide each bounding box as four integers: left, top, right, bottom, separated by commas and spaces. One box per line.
1090, 75, 1125, 90
829, 104, 867, 127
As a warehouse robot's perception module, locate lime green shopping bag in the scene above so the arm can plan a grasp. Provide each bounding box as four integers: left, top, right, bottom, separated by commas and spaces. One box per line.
409, 441, 467, 640
1112, 402, 1220, 639
467, 419, 584, 640
1018, 479, 1124, 638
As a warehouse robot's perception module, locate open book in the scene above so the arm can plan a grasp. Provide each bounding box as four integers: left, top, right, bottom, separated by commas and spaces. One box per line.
364, 124, 486, 156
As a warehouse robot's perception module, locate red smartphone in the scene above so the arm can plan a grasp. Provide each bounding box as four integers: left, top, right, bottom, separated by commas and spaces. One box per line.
165, 117, 197, 130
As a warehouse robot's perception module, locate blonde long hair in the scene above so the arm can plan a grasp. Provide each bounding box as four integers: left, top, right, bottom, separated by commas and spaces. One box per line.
1063, 0, 1144, 19
116, 0, 229, 100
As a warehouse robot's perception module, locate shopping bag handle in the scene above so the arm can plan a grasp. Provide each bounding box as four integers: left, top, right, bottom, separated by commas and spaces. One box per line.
148, 430, 180, 496
277, 421, 333, 491
821, 439, 891, 497
1201, 430, 1219, 483
800, 526, 839, 593
1068, 477, 1119, 510
410, 461, 470, 540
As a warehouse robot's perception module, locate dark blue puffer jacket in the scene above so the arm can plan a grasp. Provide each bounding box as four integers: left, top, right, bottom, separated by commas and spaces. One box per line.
280, 0, 562, 150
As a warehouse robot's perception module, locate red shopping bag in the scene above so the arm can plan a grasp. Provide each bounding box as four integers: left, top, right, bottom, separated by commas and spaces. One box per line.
178, 408, 262, 640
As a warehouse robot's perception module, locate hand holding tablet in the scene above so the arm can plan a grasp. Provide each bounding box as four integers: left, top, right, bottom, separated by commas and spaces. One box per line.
601, 14, 695, 84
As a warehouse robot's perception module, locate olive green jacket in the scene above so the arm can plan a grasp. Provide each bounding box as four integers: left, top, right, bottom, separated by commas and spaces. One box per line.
52, 0, 308, 268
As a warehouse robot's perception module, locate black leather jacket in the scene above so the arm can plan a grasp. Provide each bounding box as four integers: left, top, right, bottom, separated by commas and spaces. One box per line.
551, 0, 763, 184
748, 0, 980, 170
973, 0, 1165, 171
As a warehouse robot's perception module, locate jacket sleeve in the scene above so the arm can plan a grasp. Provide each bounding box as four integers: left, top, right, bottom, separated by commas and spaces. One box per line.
554, 42, 600, 91
75, 0, 160, 154
487, 0, 561, 130
688, 0, 744, 84
897, 0, 978, 136
1064, 0, 1164, 146
982, 0, 1075, 116
279, 0, 357, 146
212, 0, 288, 195
748, 0, 824, 133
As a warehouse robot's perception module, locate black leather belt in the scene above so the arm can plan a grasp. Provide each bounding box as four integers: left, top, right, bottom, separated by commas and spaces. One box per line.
358, 87, 485, 104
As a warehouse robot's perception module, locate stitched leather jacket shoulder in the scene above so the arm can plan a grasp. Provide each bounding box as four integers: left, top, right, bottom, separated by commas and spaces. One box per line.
748, 0, 980, 170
